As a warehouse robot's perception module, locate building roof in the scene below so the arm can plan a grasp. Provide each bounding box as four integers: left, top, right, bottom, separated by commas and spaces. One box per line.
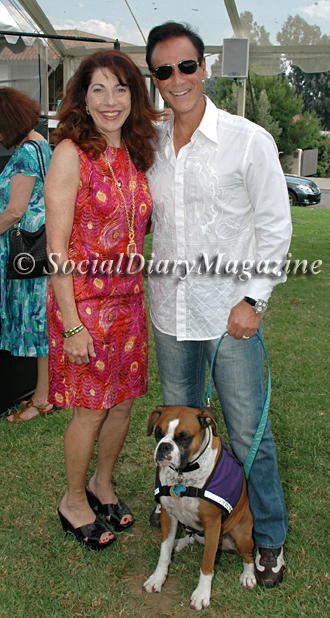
0, 29, 147, 69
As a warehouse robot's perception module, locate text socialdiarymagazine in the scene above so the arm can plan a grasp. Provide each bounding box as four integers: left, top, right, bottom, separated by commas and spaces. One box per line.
39, 252, 322, 280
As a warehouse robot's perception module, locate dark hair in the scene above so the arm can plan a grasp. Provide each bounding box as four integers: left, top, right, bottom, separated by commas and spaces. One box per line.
53, 49, 160, 171
0, 87, 40, 149
146, 22, 204, 72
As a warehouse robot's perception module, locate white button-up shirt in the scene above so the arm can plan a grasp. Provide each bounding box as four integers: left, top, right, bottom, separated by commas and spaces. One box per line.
147, 96, 292, 341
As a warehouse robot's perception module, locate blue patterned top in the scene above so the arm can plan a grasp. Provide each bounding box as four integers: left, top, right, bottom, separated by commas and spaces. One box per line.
0, 139, 52, 356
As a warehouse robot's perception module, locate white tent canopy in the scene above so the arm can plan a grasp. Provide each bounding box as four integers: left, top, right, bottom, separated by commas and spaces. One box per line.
1, 0, 330, 71
1, 0, 330, 113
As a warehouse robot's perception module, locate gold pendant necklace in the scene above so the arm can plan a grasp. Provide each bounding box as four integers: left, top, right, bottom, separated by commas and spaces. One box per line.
104, 140, 136, 257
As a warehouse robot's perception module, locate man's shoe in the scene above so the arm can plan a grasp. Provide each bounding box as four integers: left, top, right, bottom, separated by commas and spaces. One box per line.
149, 504, 161, 528
255, 547, 285, 587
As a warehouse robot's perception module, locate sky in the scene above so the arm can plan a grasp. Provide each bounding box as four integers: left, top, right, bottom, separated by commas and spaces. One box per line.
1, 0, 330, 51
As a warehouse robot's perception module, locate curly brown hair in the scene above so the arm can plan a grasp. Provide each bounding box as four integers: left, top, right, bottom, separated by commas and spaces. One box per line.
53, 50, 160, 171
0, 87, 40, 149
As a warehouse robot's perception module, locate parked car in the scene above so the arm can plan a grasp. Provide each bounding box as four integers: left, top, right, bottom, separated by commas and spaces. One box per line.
285, 174, 321, 206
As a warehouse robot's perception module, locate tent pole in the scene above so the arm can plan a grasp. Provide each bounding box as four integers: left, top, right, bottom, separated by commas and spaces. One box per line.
43, 44, 49, 117
237, 79, 246, 117
63, 57, 72, 96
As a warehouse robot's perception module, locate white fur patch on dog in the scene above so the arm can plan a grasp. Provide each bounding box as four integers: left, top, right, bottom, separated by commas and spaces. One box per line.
154, 419, 181, 467
190, 570, 213, 610
174, 535, 195, 552
158, 428, 218, 534
143, 517, 178, 593
240, 562, 257, 589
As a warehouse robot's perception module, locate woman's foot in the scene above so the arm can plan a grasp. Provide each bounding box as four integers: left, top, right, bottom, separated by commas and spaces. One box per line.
6, 400, 54, 422
58, 509, 115, 550
59, 494, 114, 546
86, 479, 133, 528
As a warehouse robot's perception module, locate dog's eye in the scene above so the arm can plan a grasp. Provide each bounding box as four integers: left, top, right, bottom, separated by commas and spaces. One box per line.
155, 427, 163, 442
176, 431, 193, 445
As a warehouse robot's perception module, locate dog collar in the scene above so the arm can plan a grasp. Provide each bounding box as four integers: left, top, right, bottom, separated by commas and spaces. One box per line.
186, 426, 212, 469
181, 461, 200, 473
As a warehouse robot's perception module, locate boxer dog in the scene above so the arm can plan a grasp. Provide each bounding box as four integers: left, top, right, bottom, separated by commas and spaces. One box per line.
143, 405, 256, 610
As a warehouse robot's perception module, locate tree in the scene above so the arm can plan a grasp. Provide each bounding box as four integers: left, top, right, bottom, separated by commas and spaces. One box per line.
203, 77, 282, 144
276, 14, 330, 46
205, 73, 302, 153
257, 90, 282, 144
203, 77, 232, 104
203, 73, 325, 169
277, 15, 330, 129
239, 11, 271, 46
205, 12, 329, 174
291, 69, 330, 129
249, 74, 302, 153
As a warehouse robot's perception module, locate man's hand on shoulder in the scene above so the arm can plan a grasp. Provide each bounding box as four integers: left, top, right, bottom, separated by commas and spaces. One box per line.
226, 299, 262, 340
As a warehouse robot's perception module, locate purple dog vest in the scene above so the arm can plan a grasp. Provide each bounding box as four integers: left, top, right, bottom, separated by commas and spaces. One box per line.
155, 438, 244, 519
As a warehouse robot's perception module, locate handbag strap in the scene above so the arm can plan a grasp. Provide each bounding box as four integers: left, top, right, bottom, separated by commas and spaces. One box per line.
13, 140, 47, 232
24, 139, 46, 181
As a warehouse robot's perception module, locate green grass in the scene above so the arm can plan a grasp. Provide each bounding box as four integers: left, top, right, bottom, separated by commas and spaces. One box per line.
1, 207, 329, 618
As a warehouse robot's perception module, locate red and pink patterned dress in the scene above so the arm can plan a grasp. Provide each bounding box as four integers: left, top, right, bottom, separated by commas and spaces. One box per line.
47, 144, 152, 410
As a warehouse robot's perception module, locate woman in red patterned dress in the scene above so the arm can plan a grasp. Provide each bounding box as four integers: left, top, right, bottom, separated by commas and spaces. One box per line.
45, 50, 159, 549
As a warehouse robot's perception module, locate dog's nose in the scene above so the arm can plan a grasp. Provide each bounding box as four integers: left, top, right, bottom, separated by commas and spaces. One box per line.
156, 441, 173, 461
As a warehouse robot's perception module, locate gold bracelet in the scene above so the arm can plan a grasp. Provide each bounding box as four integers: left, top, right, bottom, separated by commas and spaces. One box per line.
62, 322, 84, 338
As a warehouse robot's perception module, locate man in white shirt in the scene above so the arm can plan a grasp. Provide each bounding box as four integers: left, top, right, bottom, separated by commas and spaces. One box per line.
146, 21, 292, 588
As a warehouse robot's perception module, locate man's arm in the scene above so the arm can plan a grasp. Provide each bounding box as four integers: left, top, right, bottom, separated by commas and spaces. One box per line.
227, 128, 292, 339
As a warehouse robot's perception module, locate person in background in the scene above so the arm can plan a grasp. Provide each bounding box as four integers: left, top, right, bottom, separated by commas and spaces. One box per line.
44, 50, 159, 550
145, 22, 292, 587
0, 87, 53, 422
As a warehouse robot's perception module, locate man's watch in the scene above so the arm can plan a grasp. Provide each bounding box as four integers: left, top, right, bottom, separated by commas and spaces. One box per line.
244, 296, 268, 314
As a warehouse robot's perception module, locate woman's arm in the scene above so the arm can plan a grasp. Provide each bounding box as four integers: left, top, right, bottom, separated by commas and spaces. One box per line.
44, 140, 95, 364
0, 174, 36, 234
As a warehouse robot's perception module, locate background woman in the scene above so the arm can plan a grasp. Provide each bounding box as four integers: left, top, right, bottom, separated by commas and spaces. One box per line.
45, 50, 159, 549
0, 87, 53, 422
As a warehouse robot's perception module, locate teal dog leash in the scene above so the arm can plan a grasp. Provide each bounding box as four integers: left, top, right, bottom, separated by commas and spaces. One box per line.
206, 331, 271, 480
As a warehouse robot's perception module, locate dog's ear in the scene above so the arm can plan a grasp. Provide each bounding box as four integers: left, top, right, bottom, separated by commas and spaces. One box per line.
197, 406, 218, 437
147, 405, 166, 436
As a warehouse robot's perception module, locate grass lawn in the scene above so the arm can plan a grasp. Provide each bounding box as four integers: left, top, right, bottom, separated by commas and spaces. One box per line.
1, 206, 329, 618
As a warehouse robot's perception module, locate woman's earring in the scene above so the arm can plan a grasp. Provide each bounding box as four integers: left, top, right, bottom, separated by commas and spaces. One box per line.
86, 105, 90, 115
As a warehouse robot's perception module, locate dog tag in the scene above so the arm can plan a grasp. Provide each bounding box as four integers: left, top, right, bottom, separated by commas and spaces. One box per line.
169, 483, 186, 498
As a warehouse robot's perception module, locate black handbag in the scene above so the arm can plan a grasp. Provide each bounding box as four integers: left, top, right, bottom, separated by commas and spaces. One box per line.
6, 140, 49, 280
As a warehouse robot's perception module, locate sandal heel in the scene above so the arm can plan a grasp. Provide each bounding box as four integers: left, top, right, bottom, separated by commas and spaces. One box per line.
58, 508, 73, 534
85, 487, 101, 513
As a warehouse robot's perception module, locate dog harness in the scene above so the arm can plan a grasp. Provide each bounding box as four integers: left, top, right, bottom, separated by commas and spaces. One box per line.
154, 438, 244, 523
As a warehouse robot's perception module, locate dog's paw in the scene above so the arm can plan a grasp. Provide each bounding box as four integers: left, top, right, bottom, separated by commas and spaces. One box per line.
190, 588, 211, 611
143, 570, 166, 593
189, 571, 213, 610
174, 535, 195, 552
240, 562, 257, 589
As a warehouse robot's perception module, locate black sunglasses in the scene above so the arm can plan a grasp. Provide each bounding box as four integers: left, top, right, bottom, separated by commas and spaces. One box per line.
153, 59, 199, 81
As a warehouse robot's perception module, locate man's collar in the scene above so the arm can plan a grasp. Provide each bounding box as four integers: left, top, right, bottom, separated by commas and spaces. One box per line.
161, 96, 219, 145
197, 96, 219, 144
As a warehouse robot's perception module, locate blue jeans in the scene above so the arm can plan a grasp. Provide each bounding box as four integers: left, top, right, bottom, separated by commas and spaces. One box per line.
152, 323, 288, 548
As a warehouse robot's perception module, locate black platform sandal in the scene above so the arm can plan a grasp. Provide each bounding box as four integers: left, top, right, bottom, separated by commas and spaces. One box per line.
85, 487, 135, 532
57, 508, 116, 550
